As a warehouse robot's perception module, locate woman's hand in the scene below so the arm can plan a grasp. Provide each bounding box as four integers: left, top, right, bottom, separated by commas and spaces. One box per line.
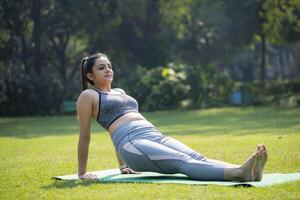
78, 173, 98, 180
119, 164, 140, 174
120, 167, 140, 174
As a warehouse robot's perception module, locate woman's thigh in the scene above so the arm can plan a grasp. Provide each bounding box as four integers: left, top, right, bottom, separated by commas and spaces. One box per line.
118, 137, 225, 180
118, 137, 192, 173
158, 136, 206, 161
135, 130, 206, 161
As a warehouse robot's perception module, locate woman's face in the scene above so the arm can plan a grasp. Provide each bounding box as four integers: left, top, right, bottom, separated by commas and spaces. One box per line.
88, 57, 114, 85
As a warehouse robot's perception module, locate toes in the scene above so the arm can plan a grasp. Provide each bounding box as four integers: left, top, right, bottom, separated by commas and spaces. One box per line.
257, 144, 265, 151
257, 144, 262, 150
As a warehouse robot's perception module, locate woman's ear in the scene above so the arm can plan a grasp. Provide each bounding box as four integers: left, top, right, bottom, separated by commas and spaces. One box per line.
86, 73, 94, 81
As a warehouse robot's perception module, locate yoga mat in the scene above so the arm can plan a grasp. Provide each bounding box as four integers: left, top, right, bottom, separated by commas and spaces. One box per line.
53, 169, 300, 187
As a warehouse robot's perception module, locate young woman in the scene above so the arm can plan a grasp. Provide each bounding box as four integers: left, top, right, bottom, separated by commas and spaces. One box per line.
77, 53, 268, 181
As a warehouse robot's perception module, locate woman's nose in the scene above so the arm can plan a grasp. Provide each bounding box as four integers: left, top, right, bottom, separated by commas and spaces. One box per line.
105, 66, 112, 72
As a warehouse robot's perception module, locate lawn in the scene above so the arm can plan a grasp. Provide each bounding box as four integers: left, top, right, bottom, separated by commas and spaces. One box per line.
0, 106, 299, 199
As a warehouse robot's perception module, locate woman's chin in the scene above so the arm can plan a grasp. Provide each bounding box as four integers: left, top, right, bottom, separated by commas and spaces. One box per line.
105, 77, 113, 82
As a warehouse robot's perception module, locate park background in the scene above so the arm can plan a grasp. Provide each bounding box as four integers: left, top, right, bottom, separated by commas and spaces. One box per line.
1, 0, 300, 115
0, 1, 300, 199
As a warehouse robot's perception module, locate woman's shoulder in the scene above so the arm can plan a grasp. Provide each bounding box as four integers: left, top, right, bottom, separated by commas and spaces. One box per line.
79, 88, 98, 96
77, 89, 98, 103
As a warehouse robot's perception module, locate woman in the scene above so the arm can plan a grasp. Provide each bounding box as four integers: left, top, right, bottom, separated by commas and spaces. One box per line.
77, 53, 268, 181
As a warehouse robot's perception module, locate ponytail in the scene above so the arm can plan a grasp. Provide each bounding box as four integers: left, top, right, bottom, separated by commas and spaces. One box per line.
80, 58, 88, 91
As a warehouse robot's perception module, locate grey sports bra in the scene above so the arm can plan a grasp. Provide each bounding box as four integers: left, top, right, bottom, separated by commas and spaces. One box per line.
95, 88, 139, 129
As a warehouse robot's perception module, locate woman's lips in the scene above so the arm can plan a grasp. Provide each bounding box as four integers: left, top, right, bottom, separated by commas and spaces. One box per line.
105, 74, 113, 78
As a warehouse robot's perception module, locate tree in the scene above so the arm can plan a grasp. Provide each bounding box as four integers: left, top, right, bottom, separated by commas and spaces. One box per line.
258, 0, 300, 93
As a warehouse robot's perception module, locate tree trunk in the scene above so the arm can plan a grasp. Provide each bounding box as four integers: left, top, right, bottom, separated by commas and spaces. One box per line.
260, 34, 266, 94
20, 35, 29, 73
32, 0, 42, 75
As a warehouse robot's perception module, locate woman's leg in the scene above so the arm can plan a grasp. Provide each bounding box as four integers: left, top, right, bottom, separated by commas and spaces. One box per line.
160, 136, 268, 180
158, 136, 206, 160
118, 135, 261, 181
159, 136, 240, 168
159, 136, 270, 180
206, 159, 240, 168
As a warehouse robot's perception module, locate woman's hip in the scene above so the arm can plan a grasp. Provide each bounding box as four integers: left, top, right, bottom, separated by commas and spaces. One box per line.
111, 119, 163, 150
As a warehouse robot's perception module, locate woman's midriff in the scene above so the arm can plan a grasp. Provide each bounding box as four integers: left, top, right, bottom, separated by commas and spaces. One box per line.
108, 112, 146, 136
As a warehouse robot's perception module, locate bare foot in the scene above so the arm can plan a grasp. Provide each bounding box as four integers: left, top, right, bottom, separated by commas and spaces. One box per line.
253, 144, 268, 181
241, 151, 260, 181
235, 151, 259, 182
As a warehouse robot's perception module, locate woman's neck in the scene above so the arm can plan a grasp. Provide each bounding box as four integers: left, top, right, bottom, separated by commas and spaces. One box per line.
94, 83, 111, 92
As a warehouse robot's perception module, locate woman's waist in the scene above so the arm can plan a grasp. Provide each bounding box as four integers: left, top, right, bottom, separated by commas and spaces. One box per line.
108, 112, 147, 134
110, 120, 159, 150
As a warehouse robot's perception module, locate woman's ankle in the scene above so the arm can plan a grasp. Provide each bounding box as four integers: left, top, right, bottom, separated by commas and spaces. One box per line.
224, 167, 242, 181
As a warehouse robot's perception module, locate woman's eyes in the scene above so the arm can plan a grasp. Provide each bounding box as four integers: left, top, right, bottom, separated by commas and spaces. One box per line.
98, 64, 112, 70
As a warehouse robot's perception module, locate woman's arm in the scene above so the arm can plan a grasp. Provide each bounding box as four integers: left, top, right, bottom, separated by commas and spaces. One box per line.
115, 149, 125, 166
76, 91, 93, 177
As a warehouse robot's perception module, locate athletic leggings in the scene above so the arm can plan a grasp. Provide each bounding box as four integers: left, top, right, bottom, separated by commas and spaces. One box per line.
111, 120, 226, 181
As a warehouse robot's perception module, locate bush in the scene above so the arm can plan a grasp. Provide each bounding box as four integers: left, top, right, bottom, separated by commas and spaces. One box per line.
0, 72, 64, 116
185, 64, 234, 108
120, 63, 234, 111
232, 80, 300, 107
121, 63, 189, 111
266, 80, 300, 107
267, 79, 300, 95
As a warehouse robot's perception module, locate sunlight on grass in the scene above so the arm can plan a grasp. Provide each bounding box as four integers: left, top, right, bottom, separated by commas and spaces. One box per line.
0, 107, 299, 199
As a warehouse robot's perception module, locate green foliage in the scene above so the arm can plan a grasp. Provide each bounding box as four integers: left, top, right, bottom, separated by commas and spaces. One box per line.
159, 0, 192, 39
233, 80, 300, 107
180, 1, 228, 65
265, 80, 300, 107
261, 0, 300, 44
119, 63, 234, 111
186, 65, 234, 108
1, 0, 300, 116
0, 71, 64, 116
125, 63, 189, 111
265, 79, 300, 95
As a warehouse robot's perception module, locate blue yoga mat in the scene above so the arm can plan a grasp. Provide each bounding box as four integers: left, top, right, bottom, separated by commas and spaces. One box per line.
53, 169, 300, 187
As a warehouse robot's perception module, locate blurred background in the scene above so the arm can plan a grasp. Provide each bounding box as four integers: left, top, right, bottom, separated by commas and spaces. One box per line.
0, 0, 299, 116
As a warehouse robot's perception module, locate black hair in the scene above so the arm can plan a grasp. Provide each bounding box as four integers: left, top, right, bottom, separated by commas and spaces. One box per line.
80, 52, 108, 91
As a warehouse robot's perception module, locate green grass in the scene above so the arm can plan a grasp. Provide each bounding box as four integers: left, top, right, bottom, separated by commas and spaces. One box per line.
0, 106, 299, 199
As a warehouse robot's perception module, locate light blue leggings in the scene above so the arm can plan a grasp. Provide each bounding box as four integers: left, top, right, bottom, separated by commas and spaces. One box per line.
112, 120, 226, 181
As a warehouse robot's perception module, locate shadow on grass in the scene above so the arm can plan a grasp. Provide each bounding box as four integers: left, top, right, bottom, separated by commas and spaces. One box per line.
1, 106, 299, 138
42, 178, 176, 190
43, 176, 253, 189
0, 116, 105, 138
42, 179, 100, 189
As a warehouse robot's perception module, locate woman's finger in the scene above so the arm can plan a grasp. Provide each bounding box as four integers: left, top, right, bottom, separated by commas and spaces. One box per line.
120, 167, 141, 174
127, 168, 140, 174
121, 168, 130, 174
